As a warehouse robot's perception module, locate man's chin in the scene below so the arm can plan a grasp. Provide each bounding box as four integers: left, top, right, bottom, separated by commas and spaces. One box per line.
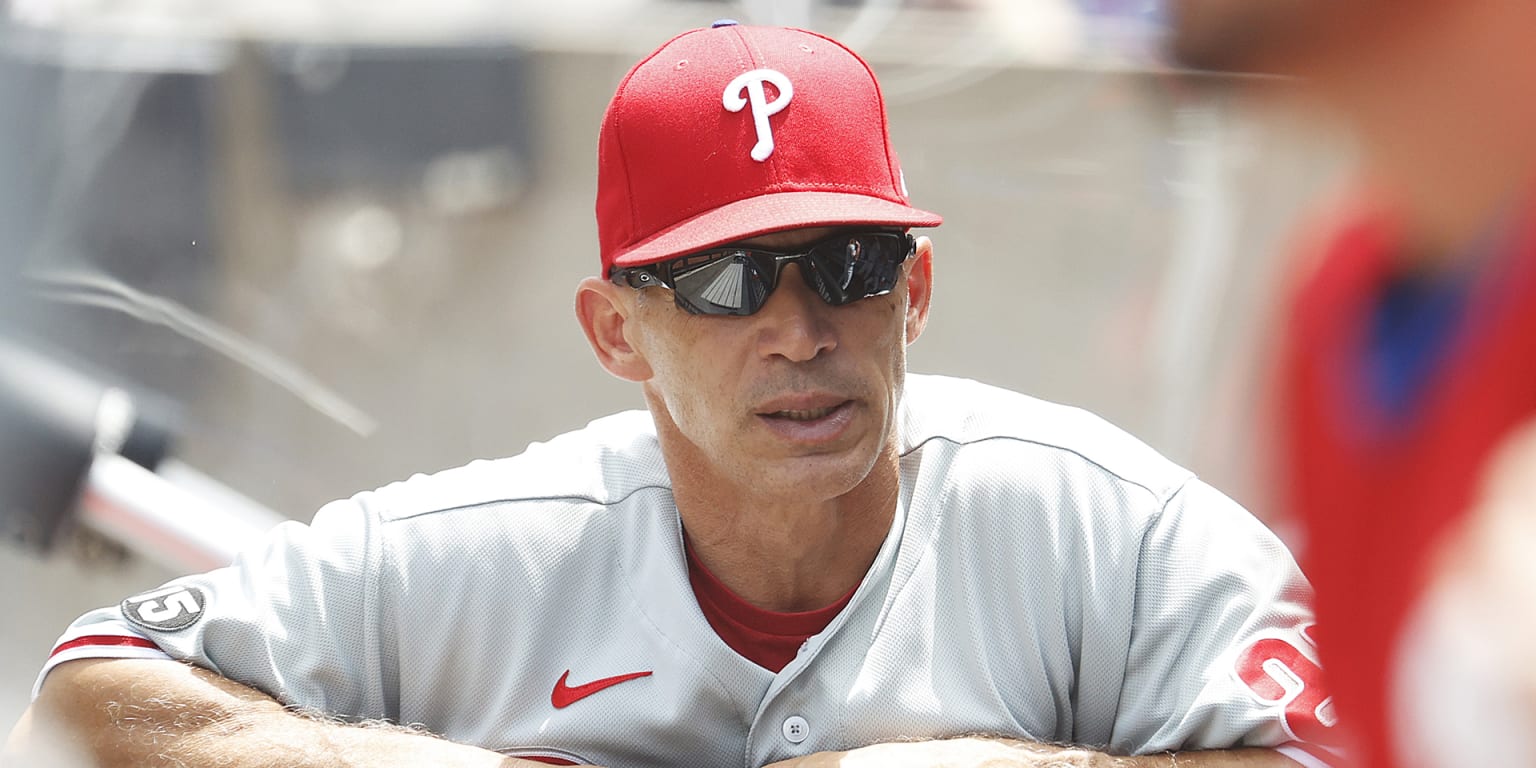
754, 451, 882, 503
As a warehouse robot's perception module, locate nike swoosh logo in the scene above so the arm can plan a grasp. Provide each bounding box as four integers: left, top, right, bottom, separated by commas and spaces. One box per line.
550, 669, 653, 709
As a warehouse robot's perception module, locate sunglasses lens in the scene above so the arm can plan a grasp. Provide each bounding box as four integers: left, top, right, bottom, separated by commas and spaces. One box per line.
657, 232, 910, 316
805, 233, 906, 305
669, 252, 770, 315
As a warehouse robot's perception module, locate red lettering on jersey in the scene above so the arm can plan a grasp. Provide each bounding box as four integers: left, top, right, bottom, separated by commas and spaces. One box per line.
1234, 629, 1338, 744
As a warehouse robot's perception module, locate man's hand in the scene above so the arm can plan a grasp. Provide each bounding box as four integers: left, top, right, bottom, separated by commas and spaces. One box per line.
762, 737, 1298, 767
1393, 418, 1536, 766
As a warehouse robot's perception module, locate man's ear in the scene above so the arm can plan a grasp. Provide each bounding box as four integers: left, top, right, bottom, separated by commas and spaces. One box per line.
575, 277, 654, 382
905, 235, 934, 344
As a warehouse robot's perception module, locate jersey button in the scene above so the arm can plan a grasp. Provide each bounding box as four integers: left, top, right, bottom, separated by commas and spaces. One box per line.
782, 715, 809, 744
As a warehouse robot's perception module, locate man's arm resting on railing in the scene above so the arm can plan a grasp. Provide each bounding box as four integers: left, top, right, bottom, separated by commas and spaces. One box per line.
762, 736, 1308, 767
5, 658, 590, 768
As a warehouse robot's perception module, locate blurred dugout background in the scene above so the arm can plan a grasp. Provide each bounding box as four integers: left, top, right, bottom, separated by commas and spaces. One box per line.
0, 0, 1348, 734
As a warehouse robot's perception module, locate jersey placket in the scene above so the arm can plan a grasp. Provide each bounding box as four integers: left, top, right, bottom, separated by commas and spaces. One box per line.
741, 490, 913, 767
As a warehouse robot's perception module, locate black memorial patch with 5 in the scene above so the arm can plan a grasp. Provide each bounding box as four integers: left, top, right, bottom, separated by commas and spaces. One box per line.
121, 585, 208, 632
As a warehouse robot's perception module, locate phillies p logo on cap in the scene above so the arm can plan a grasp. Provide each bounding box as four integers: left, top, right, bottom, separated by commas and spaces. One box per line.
723, 68, 794, 162
594, 23, 941, 273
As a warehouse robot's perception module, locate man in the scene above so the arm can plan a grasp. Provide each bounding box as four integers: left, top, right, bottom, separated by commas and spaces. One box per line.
8, 22, 1337, 768
1169, 1, 1536, 766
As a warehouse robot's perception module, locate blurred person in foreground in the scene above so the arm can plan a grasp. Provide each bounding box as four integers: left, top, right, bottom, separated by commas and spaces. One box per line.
1170, 1, 1536, 766
7, 22, 1338, 768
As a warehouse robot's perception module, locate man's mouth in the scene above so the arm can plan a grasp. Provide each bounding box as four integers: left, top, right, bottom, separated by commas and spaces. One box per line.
754, 400, 857, 444
765, 406, 840, 422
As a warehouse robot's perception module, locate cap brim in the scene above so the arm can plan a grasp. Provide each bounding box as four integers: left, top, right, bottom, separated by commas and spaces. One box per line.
610, 191, 943, 268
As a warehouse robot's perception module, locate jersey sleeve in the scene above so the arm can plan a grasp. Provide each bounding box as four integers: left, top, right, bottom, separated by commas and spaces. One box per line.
33, 495, 391, 719
1108, 478, 1346, 767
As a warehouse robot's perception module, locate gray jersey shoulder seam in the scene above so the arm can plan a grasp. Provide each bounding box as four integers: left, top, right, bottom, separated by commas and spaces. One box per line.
381, 483, 673, 524
900, 433, 1186, 505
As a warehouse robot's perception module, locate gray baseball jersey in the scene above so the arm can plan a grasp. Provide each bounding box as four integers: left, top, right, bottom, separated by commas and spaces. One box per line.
38, 374, 1341, 767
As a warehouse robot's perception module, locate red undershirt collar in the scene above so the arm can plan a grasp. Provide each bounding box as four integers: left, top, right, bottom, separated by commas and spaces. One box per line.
683, 535, 857, 673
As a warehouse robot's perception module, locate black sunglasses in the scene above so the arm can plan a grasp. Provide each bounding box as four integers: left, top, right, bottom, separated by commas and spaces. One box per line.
610, 230, 915, 316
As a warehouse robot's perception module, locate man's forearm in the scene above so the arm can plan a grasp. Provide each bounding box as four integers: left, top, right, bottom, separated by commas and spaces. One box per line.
9, 658, 563, 768
764, 736, 1305, 767
1110, 747, 1302, 766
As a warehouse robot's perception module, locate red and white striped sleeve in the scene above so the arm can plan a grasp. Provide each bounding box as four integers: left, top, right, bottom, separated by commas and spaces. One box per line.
33, 620, 173, 699
1276, 739, 1347, 768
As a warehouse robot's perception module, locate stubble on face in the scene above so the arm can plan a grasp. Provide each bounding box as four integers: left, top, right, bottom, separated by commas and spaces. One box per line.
633, 270, 910, 507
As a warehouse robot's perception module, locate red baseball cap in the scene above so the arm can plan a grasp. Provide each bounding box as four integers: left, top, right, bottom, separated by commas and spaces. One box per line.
596, 22, 943, 273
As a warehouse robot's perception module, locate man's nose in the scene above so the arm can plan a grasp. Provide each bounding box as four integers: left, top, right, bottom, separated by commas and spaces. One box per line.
753, 262, 837, 362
